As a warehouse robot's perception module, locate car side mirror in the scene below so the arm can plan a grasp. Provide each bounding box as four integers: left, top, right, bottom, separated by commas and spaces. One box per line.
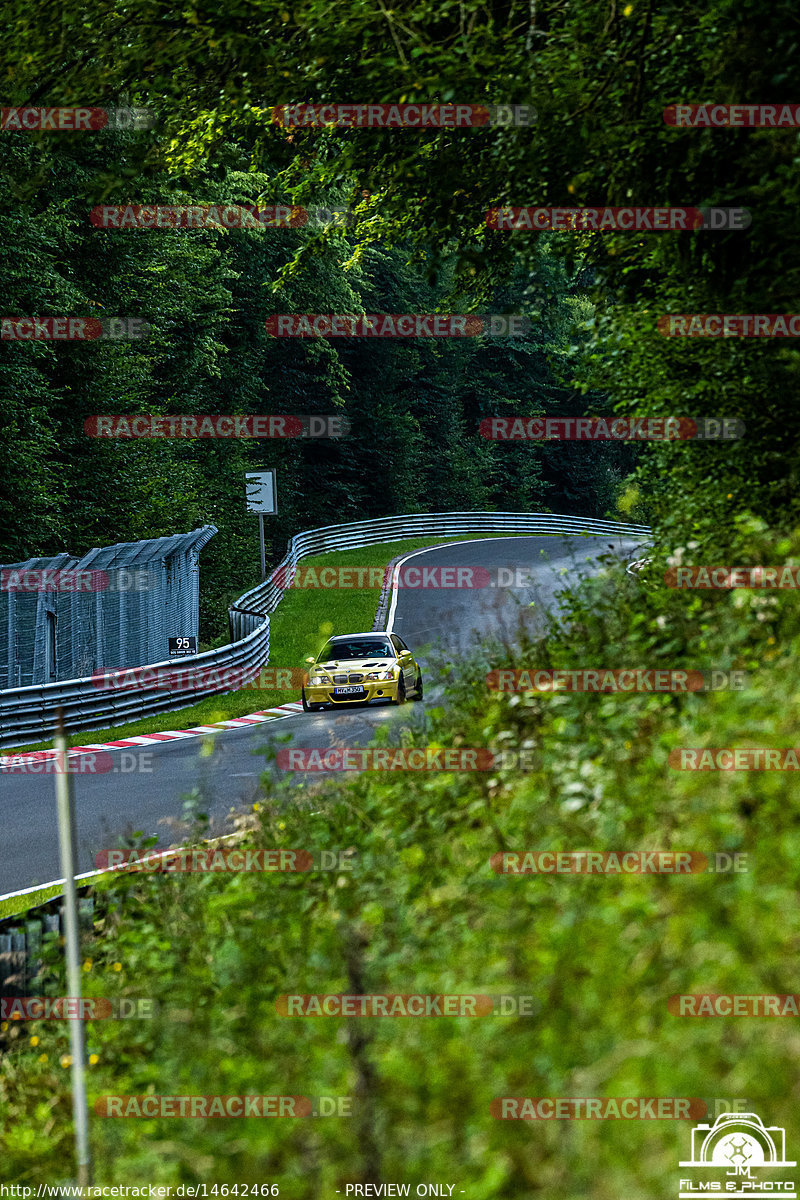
305, 656, 315, 664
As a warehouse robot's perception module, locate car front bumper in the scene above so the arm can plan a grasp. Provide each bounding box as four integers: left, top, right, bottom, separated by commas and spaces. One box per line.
304, 677, 401, 705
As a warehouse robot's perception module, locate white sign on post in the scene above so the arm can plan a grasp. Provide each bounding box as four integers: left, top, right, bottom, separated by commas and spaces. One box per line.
245, 470, 277, 514
245, 470, 278, 582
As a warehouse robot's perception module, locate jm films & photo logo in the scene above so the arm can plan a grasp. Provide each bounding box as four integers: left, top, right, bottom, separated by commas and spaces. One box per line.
678, 1110, 796, 1198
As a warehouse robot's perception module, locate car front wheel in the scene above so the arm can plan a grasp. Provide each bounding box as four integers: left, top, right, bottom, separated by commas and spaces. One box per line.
392, 677, 407, 705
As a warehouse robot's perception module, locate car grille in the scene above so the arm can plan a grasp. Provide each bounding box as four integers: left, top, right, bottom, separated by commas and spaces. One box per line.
348, 673, 364, 684
333, 674, 347, 684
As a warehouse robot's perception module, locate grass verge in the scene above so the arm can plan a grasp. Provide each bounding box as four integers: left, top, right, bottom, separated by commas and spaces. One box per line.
0, 882, 68, 920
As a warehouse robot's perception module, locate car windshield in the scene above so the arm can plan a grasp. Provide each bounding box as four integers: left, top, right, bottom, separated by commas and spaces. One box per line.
317, 640, 394, 662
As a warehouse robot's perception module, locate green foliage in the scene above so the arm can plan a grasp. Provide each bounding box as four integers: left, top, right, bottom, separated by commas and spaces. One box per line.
2, 0, 799, 1187
3, 521, 800, 1188
0, 133, 617, 636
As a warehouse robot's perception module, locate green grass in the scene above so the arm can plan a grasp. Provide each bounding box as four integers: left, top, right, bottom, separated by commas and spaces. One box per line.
0, 882, 70, 919
5, 532, 532, 755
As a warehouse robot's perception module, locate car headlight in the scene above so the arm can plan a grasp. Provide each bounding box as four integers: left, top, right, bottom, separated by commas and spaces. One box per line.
309, 675, 328, 685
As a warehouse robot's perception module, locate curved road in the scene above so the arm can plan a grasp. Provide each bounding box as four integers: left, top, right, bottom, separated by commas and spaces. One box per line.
0, 534, 642, 895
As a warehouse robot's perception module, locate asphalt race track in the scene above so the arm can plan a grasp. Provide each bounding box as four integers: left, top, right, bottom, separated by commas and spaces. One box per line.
0, 533, 644, 895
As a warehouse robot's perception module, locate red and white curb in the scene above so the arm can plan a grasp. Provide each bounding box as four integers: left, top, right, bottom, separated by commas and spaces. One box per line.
0, 536, 497, 769
0, 703, 304, 769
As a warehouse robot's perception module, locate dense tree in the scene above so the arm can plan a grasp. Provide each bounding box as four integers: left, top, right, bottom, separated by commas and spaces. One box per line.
0, 135, 622, 638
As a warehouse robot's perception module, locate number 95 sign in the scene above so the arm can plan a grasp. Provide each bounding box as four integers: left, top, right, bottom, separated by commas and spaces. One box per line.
169, 637, 197, 656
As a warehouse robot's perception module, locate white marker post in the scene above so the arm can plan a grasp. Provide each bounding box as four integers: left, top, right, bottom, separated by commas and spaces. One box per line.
54, 709, 91, 1187
245, 469, 278, 582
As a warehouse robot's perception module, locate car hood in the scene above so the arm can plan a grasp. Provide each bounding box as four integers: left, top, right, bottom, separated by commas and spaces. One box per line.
313, 658, 395, 672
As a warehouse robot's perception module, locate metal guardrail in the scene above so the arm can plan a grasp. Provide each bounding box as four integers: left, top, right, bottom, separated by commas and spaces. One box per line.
229, 511, 651, 636
0, 831, 244, 993
0, 620, 270, 750
0, 511, 650, 749
0, 894, 95, 999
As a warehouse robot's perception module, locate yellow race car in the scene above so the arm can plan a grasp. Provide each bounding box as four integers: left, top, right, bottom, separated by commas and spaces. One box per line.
301, 632, 423, 711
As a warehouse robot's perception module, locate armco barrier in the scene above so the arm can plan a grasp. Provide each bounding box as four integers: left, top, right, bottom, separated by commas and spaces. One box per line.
228, 511, 651, 637
0, 619, 270, 750
0, 895, 95, 999
0, 511, 650, 749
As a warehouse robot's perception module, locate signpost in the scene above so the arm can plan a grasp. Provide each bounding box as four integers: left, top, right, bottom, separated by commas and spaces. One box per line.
168, 636, 197, 656
245, 469, 278, 582
54, 709, 92, 1187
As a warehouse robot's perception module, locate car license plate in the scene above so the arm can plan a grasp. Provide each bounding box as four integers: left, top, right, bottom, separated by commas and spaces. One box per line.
333, 686, 364, 696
